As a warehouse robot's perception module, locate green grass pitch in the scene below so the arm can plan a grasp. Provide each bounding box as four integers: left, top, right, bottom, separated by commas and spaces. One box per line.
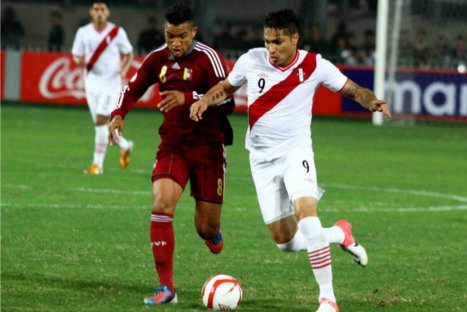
1, 104, 466, 311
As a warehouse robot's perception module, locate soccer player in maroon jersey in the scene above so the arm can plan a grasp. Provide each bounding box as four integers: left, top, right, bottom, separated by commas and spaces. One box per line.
108, 2, 234, 305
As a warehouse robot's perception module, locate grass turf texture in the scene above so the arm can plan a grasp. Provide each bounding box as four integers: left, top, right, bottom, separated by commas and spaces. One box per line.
1, 104, 466, 311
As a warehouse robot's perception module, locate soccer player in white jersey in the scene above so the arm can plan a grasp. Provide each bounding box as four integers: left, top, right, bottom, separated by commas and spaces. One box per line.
72, 2, 134, 174
190, 9, 391, 312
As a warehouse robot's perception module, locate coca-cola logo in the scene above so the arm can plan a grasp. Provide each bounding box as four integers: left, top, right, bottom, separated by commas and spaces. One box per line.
39, 57, 85, 99
38, 57, 156, 102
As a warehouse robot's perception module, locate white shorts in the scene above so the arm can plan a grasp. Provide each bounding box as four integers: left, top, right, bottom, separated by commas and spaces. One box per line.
85, 76, 121, 122
250, 146, 324, 224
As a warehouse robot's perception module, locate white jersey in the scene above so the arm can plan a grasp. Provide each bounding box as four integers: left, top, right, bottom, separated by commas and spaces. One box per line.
72, 22, 133, 90
227, 48, 348, 161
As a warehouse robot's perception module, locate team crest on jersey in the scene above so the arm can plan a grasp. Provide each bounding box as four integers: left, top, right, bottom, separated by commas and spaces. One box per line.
183, 68, 193, 80
298, 68, 304, 82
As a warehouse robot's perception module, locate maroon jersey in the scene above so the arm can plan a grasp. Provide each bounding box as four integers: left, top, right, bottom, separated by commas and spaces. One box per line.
112, 41, 234, 145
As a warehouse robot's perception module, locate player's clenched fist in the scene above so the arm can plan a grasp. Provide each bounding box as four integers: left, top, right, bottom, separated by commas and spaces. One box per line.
190, 100, 209, 122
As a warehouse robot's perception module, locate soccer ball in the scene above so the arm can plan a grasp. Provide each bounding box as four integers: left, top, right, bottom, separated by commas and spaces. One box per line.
201, 274, 242, 310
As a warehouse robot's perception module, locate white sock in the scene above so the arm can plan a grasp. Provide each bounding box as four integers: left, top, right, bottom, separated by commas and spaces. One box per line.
93, 125, 108, 169
323, 226, 345, 244
276, 230, 307, 251
277, 225, 345, 251
117, 135, 132, 151
298, 216, 335, 302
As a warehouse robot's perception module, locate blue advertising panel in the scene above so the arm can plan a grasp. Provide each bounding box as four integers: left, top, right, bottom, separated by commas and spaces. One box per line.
343, 68, 467, 118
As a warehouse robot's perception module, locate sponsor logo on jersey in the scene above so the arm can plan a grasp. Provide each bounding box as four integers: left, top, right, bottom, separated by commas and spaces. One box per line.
171, 62, 180, 70
298, 68, 304, 82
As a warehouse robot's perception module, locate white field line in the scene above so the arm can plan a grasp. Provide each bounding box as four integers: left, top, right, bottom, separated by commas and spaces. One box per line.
75, 187, 150, 196
0, 202, 148, 210
321, 183, 467, 203
2, 185, 150, 196
6, 182, 466, 203
3, 182, 467, 212
323, 205, 467, 212
36, 164, 150, 175
1, 202, 466, 213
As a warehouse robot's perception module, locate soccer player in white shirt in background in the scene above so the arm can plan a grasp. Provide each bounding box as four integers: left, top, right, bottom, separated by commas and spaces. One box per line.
72, 2, 134, 174
190, 9, 391, 312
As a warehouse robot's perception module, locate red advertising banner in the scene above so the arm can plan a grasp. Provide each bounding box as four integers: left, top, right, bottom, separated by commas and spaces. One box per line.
0, 50, 5, 100
18, 51, 340, 114
20, 52, 160, 107
19, 53, 248, 111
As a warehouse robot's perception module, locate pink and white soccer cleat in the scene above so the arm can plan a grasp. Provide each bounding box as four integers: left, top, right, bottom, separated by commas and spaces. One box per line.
335, 219, 368, 266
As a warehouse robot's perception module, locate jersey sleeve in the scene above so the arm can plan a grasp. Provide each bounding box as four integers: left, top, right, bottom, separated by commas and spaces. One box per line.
116, 27, 133, 55
227, 53, 249, 87
316, 54, 348, 92
214, 50, 235, 113
111, 53, 158, 119
184, 48, 232, 107
71, 28, 84, 56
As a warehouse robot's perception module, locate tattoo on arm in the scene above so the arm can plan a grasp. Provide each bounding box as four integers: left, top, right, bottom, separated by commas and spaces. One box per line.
341, 82, 359, 100
341, 81, 375, 109
212, 90, 225, 101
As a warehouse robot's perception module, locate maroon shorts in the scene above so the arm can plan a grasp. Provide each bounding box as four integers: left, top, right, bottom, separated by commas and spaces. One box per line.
152, 141, 226, 204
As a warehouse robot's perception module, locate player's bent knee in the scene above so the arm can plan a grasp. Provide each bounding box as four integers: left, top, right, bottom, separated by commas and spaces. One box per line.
95, 114, 108, 126
270, 231, 295, 245
152, 198, 174, 214
267, 216, 298, 245
293, 197, 318, 219
275, 230, 307, 252
196, 222, 219, 239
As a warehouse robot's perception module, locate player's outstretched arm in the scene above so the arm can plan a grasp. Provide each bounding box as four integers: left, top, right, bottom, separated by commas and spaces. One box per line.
108, 115, 124, 145
119, 52, 134, 80
340, 79, 392, 119
190, 80, 239, 121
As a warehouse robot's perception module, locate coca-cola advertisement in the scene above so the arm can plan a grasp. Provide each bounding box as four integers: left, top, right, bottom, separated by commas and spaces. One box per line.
17, 51, 341, 115
19, 52, 249, 111
20, 52, 160, 107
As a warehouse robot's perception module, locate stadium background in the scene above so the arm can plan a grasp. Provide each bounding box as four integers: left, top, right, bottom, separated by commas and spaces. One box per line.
2, 1, 467, 311
2, 0, 466, 120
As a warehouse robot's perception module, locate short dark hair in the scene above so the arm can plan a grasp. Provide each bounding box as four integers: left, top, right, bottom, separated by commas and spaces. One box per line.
165, 2, 193, 25
264, 9, 301, 35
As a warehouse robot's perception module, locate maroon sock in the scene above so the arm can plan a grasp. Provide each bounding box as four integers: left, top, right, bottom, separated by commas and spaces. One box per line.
150, 213, 175, 291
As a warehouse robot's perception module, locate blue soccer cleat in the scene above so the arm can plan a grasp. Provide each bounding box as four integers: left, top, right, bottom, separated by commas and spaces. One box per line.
205, 231, 224, 254
143, 285, 178, 305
